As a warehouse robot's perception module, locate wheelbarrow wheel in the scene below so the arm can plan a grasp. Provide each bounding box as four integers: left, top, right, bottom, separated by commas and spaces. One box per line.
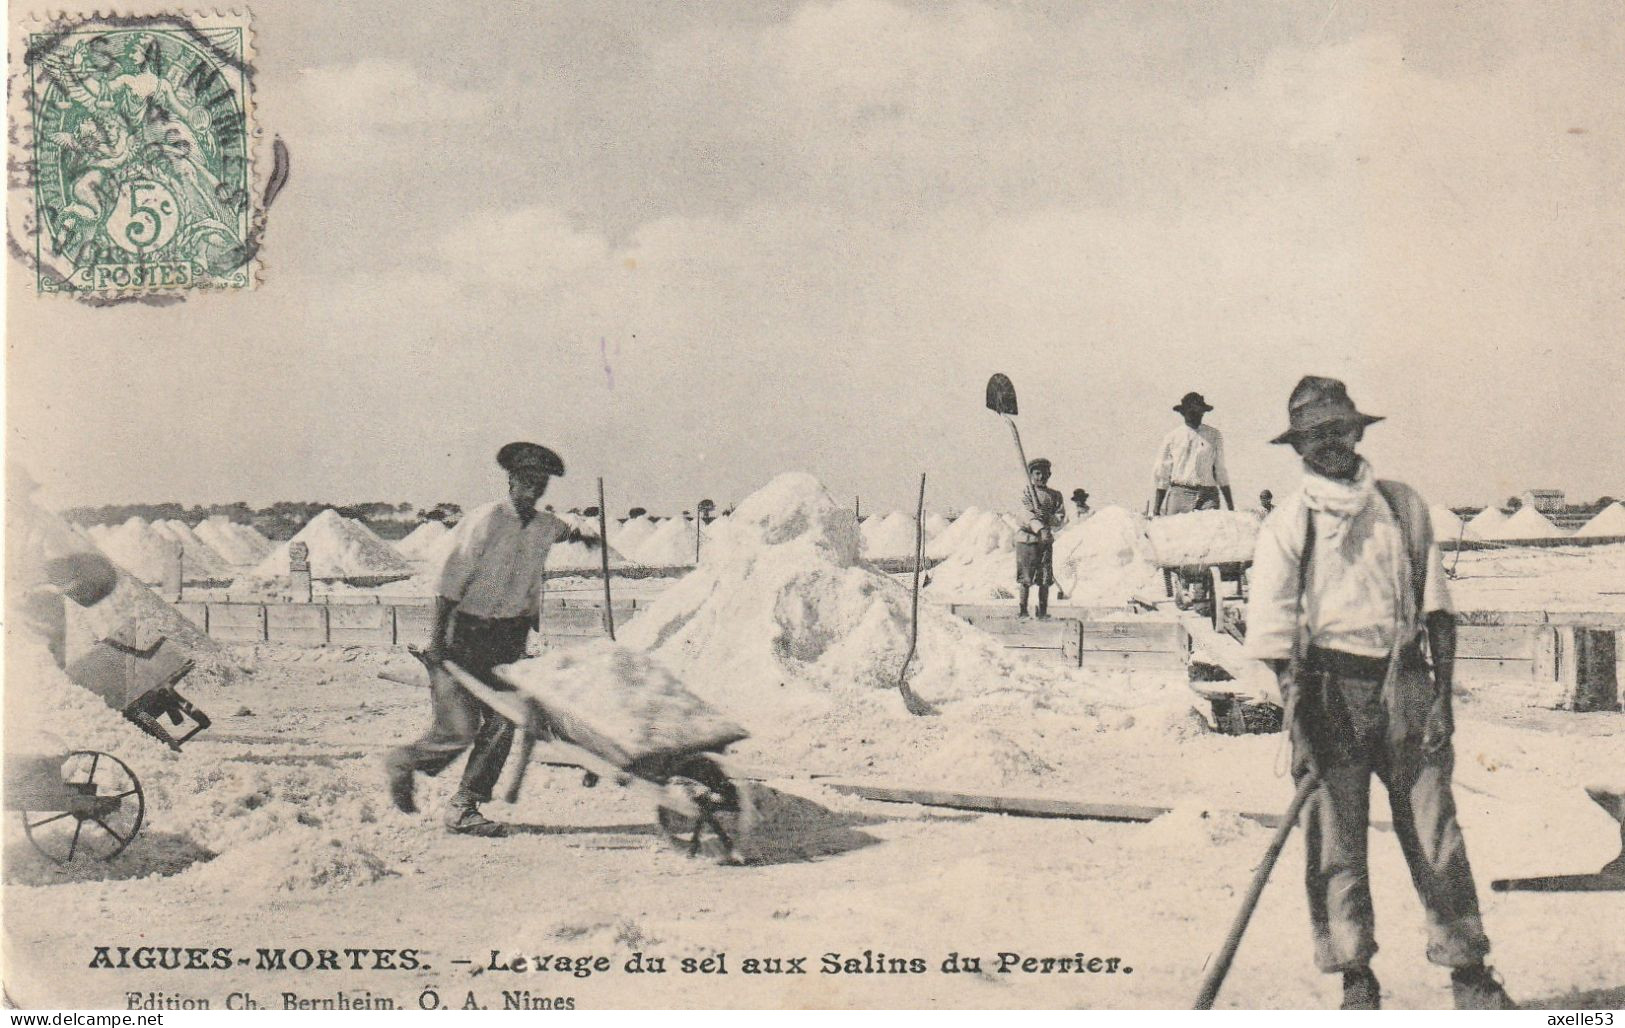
1210, 566, 1227, 632
656, 755, 755, 866
20, 751, 144, 865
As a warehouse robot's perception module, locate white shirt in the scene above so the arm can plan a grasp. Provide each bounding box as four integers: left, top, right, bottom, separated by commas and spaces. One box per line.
1153, 424, 1230, 489
437, 500, 569, 619
1244, 488, 1453, 661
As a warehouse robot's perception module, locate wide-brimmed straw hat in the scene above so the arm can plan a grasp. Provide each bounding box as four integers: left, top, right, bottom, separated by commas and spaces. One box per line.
1174, 391, 1214, 414
1270, 376, 1384, 445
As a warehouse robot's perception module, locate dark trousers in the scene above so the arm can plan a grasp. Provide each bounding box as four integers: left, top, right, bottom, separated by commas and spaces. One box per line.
1292, 648, 1491, 972
390, 613, 531, 804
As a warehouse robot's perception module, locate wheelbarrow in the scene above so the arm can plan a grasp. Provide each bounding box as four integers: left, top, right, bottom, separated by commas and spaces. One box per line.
1159, 559, 1250, 635
5, 751, 145, 865
64, 622, 210, 751
409, 647, 756, 865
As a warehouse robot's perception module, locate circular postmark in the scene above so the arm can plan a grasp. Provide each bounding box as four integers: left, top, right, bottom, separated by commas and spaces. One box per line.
9, 11, 285, 304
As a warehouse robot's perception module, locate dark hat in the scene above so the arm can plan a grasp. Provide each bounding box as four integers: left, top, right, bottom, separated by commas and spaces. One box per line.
1270, 376, 1384, 445
1071, 488, 1089, 502
496, 442, 565, 477
1027, 457, 1052, 473
1174, 391, 1214, 414
1259, 489, 1273, 500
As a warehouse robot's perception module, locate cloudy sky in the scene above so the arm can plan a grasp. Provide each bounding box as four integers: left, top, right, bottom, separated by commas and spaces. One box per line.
8, 0, 1622, 518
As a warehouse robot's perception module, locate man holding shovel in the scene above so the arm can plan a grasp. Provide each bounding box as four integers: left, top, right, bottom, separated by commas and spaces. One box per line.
1242, 377, 1514, 1010
386, 442, 595, 837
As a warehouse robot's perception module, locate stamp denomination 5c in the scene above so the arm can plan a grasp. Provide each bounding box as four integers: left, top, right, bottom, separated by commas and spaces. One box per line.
15, 12, 258, 295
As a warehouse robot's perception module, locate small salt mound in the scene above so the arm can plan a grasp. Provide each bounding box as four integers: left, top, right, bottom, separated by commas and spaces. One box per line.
1430, 506, 1467, 544
498, 641, 748, 767
620, 472, 1021, 721
634, 517, 699, 567
547, 539, 636, 571
194, 516, 270, 566
1464, 506, 1507, 541
149, 520, 234, 579
252, 509, 412, 580
1145, 510, 1259, 566
93, 517, 179, 584
1577, 502, 1625, 538
1054, 506, 1165, 605
923, 512, 949, 540
612, 515, 659, 556
926, 508, 1018, 562
863, 511, 922, 559
1484, 505, 1565, 540
395, 520, 450, 559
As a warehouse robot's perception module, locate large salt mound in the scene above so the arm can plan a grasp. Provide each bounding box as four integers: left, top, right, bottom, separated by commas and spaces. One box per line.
1484, 505, 1565, 541
620, 473, 1022, 723
1464, 506, 1507, 541
1145, 510, 1259, 566
395, 520, 449, 559
252, 509, 412, 580
634, 517, 700, 567
548, 539, 637, 571
863, 510, 921, 559
150, 520, 234, 579
1577, 502, 1625, 538
92, 516, 179, 584
1054, 506, 1165, 605
194, 516, 272, 566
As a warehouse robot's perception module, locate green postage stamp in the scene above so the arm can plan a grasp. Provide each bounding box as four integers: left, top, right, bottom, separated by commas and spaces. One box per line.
14, 12, 259, 295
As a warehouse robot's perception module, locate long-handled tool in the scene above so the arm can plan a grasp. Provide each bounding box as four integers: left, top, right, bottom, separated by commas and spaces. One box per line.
1193, 771, 1320, 1008
985, 374, 1064, 600
896, 472, 936, 717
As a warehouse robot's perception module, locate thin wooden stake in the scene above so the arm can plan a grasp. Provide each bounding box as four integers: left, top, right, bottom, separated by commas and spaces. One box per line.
897, 473, 936, 716
598, 477, 615, 641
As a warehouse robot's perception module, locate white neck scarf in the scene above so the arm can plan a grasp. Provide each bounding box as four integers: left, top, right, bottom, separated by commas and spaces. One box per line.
1300, 458, 1376, 544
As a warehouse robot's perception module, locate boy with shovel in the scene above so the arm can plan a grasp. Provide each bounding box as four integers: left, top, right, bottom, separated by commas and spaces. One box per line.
1015, 458, 1066, 618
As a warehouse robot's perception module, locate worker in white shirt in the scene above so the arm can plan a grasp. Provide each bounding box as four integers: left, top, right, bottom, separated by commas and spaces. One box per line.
1242, 376, 1512, 1011
1152, 391, 1234, 515
386, 442, 595, 837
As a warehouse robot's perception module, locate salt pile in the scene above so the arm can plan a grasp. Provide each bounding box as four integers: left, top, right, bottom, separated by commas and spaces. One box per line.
862, 511, 922, 559
634, 517, 700, 566
149, 520, 234, 580
1485, 505, 1565, 541
611, 515, 659, 556
1576, 502, 1625, 538
1054, 507, 1165, 605
90, 517, 179, 584
620, 473, 1024, 721
1144, 510, 1258, 567
499, 641, 748, 766
252, 509, 413, 581
194, 516, 273, 566
923, 512, 949, 540
1464, 506, 1508, 541
395, 520, 450, 559
925, 507, 1018, 561
1429, 506, 1467, 544
548, 539, 637, 571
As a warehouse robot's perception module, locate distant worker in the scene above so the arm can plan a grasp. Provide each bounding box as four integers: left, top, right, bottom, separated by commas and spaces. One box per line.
1016, 458, 1067, 618
1071, 488, 1092, 520
1257, 489, 1275, 518
1243, 377, 1513, 1010
386, 442, 597, 837
1153, 391, 1233, 515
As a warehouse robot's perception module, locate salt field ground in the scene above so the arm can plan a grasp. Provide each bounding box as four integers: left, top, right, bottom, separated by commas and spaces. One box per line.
5, 481, 1622, 1011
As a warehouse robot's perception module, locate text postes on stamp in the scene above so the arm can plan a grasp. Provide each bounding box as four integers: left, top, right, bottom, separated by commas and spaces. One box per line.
18, 12, 257, 295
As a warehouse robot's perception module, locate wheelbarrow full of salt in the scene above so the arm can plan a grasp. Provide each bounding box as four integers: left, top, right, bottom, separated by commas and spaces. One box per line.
409, 644, 755, 864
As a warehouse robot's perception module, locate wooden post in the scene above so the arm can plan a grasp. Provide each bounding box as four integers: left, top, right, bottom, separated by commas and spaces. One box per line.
289, 541, 313, 603
694, 503, 702, 565
598, 478, 615, 642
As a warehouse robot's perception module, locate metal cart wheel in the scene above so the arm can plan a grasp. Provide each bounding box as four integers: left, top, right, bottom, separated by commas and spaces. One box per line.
656, 755, 754, 866
20, 751, 144, 865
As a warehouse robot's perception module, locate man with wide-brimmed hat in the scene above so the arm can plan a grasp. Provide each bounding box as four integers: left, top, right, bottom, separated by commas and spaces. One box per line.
1070, 487, 1092, 521
386, 442, 597, 837
1242, 377, 1513, 1010
1152, 391, 1234, 516
1015, 457, 1066, 618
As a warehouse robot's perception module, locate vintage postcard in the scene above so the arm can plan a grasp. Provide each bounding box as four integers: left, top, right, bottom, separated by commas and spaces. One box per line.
4, 0, 1621, 1015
